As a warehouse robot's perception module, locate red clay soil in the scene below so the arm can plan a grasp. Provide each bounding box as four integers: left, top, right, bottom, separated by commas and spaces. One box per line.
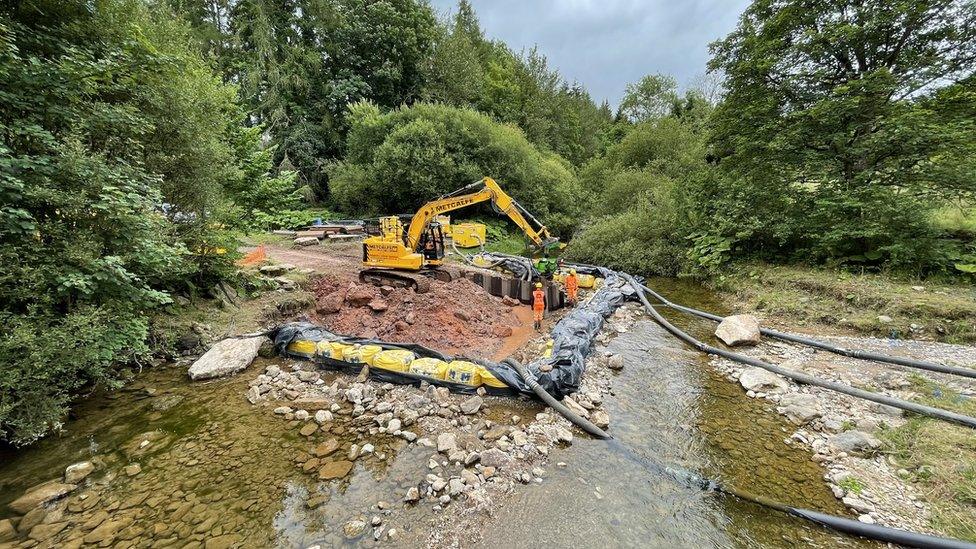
308, 274, 525, 357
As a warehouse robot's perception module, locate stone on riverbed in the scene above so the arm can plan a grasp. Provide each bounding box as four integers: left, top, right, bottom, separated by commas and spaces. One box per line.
738, 367, 788, 393
64, 461, 95, 483
829, 431, 882, 453
9, 482, 77, 514
188, 336, 265, 380
778, 393, 821, 425
715, 314, 761, 346
319, 460, 354, 480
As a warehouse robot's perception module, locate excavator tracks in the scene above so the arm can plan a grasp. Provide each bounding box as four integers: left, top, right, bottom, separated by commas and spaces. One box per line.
359, 268, 433, 293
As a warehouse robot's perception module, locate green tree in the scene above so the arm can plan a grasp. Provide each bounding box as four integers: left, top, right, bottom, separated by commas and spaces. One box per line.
329, 101, 580, 235
618, 73, 679, 123
0, 0, 259, 444
709, 0, 976, 272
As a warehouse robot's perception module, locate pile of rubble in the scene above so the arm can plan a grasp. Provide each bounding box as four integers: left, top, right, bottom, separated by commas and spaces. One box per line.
308, 274, 522, 355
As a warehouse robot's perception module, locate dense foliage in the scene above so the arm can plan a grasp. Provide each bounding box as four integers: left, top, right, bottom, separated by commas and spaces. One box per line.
329, 102, 580, 235
0, 0, 283, 444
706, 0, 976, 274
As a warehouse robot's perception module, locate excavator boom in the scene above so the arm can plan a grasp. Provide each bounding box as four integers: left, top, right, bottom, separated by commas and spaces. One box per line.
404, 177, 557, 252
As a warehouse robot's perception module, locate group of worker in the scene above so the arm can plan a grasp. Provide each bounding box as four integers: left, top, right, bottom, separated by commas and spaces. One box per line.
531, 268, 579, 331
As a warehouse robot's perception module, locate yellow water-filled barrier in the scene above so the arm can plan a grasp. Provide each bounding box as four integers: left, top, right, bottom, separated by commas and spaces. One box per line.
445, 360, 482, 386
286, 339, 317, 358
329, 341, 352, 360
477, 366, 508, 388
341, 344, 382, 365
409, 357, 449, 379
373, 349, 416, 372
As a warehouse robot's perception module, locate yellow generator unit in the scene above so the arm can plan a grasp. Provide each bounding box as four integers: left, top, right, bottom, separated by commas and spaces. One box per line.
452, 223, 487, 248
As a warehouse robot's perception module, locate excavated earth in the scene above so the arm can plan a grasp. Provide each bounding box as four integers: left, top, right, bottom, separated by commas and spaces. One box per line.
308, 274, 522, 357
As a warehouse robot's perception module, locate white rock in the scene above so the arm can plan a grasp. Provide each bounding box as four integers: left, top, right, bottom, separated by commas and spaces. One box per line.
437, 433, 458, 454
738, 367, 788, 393
715, 314, 761, 346
187, 336, 265, 380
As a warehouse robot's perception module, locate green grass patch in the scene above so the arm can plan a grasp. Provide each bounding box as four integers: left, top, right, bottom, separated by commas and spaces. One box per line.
718, 262, 976, 343
881, 377, 976, 541
839, 476, 865, 495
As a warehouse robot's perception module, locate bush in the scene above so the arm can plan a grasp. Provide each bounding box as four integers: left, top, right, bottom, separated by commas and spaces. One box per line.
328, 101, 581, 235
567, 118, 708, 276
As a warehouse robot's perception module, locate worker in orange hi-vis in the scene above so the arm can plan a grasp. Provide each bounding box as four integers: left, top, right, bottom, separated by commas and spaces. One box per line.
532, 282, 546, 331
565, 268, 579, 305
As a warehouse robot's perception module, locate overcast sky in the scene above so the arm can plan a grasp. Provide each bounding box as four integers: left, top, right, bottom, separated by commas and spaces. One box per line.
428, 0, 750, 107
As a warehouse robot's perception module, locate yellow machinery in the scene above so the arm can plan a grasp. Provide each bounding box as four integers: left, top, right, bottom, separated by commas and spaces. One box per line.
360, 177, 559, 291
451, 222, 487, 248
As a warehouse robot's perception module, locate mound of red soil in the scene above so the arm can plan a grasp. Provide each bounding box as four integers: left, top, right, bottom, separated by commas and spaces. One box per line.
308, 274, 523, 355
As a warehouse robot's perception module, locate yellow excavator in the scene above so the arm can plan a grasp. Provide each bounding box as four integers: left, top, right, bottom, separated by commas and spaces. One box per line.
360, 177, 559, 291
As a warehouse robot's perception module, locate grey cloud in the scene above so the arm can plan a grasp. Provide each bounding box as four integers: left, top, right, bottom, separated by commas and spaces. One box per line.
428, 0, 750, 106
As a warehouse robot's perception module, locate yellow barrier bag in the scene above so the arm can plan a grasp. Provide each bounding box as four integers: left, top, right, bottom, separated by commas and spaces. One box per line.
578, 274, 596, 288
330, 341, 351, 359
341, 345, 365, 363
445, 360, 482, 386
315, 340, 332, 358
373, 349, 415, 372
287, 339, 316, 357
409, 358, 448, 379
361, 345, 382, 366
476, 366, 507, 388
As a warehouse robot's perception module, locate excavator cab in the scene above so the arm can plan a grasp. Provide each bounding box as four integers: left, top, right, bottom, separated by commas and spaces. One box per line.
419, 222, 446, 262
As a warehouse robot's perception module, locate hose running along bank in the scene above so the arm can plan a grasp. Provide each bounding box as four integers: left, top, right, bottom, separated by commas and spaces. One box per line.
505, 354, 976, 549
631, 280, 976, 381
618, 273, 976, 430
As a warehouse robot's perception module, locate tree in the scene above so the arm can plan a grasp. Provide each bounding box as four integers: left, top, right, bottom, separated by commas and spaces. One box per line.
328, 101, 581, 235
0, 0, 262, 444
618, 73, 679, 123
708, 0, 976, 270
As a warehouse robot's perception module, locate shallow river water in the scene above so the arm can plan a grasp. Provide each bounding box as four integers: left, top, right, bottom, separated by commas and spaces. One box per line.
0, 279, 872, 548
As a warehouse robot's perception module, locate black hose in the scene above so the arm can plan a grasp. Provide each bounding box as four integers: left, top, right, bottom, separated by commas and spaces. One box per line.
504, 355, 976, 548
620, 274, 976, 430
637, 283, 976, 381
502, 358, 609, 439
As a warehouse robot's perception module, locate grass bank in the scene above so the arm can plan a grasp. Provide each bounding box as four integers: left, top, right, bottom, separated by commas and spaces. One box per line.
882, 376, 976, 541
714, 263, 976, 344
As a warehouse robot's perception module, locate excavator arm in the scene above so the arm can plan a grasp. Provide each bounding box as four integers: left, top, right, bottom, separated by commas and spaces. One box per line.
404, 177, 559, 252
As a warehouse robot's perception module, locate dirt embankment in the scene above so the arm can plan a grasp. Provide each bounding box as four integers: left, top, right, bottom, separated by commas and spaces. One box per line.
308, 274, 526, 358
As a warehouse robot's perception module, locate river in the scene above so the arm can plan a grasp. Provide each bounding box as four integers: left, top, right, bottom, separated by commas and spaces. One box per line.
0, 278, 870, 547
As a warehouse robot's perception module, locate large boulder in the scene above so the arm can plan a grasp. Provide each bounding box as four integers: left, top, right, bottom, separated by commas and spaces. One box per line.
187, 336, 265, 381
738, 367, 788, 393
715, 314, 761, 346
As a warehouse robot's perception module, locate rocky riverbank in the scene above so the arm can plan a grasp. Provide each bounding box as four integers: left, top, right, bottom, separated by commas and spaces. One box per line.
241, 305, 635, 546
708, 330, 976, 535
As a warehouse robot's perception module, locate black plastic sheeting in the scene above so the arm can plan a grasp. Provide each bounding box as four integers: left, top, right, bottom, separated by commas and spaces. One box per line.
525, 271, 635, 398
270, 267, 634, 400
